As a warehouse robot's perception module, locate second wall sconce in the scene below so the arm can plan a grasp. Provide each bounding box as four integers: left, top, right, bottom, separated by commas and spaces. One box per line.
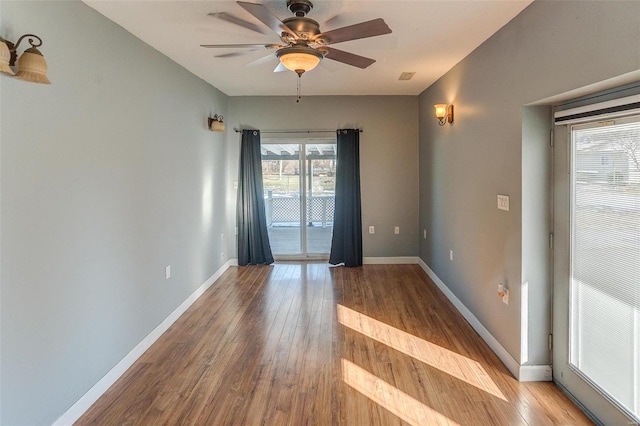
0, 33, 51, 84
208, 114, 225, 132
434, 104, 453, 126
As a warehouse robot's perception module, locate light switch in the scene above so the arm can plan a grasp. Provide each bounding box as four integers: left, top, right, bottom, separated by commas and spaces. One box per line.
394, 226, 400, 234
497, 195, 510, 211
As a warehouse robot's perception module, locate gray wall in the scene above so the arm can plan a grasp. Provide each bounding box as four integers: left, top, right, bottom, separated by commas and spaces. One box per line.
0, 2, 229, 425
418, 0, 640, 365
227, 96, 419, 259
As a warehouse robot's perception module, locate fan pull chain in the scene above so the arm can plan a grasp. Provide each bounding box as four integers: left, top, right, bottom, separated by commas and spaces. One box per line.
296, 73, 302, 103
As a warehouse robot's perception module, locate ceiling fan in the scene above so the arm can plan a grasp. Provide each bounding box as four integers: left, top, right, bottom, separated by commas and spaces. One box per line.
201, 0, 392, 76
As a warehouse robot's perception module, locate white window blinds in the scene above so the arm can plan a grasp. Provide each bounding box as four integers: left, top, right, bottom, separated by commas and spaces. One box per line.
569, 116, 640, 421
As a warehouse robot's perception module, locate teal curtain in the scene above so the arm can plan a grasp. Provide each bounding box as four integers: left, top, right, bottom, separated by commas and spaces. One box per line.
237, 130, 274, 265
329, 129, 363, 267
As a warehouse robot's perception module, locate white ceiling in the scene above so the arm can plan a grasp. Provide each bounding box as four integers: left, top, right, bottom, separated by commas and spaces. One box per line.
83, 0, 532, 96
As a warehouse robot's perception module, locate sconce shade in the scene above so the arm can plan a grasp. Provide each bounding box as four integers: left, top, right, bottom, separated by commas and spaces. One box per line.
434, 104, 448, 119
276, 46, 322, 74
210, 120, 225, 132
15, 47, 50, 84
0, 39, 15, 75
434, 103, 453, 125
209, 114, 225, 132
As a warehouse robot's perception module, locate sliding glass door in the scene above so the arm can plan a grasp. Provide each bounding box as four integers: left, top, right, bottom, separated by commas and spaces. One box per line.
554, 114, 640, 424
261, 140, 336, 258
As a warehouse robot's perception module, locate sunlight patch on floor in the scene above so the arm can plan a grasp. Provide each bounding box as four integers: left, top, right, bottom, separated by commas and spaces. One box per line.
337, 304, 507, 401
341, 358, 460, 426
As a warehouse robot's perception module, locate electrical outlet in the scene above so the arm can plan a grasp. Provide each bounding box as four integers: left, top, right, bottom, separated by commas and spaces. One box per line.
394, 226, 400, 235
449, 250, 454, 261
165, 265, 171, 280
369, 226, 375, 234
220, 233, 224, 241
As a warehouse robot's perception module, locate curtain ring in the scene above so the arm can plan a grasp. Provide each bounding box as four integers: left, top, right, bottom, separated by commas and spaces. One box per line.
253, 130, 258, 136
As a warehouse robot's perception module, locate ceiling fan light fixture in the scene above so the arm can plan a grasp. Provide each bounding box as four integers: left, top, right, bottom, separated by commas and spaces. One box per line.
276, 46, 322, 75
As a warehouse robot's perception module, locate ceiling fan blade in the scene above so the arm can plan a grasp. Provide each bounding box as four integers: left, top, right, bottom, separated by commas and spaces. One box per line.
274, 62, 288, 73
214, 50, 258, 58
208, 12, 267, 35
314, 18, 391, 45
237, 1, 298, 39
247, 53, 277, 66
319, 47, 375, 69
200, 43, 271, 49
322, 14, 343, 29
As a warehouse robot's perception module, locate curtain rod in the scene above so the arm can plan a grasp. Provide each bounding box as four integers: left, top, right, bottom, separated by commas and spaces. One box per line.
234, 128, 363, 134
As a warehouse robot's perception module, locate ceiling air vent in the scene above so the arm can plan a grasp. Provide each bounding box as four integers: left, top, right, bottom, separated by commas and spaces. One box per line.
398, 72, 416, 81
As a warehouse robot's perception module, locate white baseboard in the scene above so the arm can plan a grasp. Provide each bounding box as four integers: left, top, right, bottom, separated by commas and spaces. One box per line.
416, 259, 552, 382
363, 256, 420, 264
519, 365, 553, 382
53, 260, 235, 426
359, 257, 552, 381
416, 259, 523, 379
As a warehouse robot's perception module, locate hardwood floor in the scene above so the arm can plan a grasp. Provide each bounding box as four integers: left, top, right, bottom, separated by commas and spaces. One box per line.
77, 263, 591, 425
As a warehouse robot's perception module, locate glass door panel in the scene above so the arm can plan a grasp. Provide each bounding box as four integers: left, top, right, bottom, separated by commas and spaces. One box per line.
305, 143, 336, 254
261, 144, 302, 256
261, 140, 336, 258
554, 114, 640, 424
569, 119, 639, 420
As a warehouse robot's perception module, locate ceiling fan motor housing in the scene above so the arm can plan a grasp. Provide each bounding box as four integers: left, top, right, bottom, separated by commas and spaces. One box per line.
282, 17, 320, 41
287, 0, 313, 17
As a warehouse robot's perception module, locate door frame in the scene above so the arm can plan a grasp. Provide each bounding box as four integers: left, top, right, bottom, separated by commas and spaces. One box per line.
261, 137, 336, 260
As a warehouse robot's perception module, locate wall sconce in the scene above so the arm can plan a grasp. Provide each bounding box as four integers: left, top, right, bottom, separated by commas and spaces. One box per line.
208, 114, 225, 132
434, 104, 453, 126
0, 34, 51, 84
